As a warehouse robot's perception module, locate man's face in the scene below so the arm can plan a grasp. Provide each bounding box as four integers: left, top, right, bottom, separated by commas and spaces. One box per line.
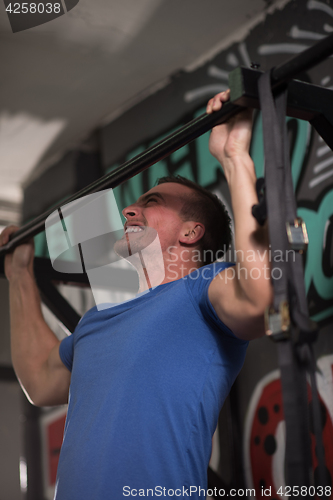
114, 183, 193, 258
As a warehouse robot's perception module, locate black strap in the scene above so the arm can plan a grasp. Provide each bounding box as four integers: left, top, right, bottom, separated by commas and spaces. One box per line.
257, 71, 326, 495
277, 341, 312, 488
258, 72, 289, 312
251, 178, 267, 226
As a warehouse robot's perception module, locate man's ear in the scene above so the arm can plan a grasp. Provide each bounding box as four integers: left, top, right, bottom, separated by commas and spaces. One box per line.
179, 222, 205, 245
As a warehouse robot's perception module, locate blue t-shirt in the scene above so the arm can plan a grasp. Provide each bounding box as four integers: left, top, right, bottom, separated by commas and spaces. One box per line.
56, 262, 248, 499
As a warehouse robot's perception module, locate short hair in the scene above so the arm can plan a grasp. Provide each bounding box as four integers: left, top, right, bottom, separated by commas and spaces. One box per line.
156, 175, 232, 265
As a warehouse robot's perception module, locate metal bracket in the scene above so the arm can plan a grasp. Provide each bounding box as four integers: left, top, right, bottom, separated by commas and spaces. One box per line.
229, 66, 333, 151
265, 301, 290, 341
286, 217, 309, 254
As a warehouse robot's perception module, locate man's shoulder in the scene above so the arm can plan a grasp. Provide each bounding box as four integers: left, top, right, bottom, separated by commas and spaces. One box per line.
182, 261, 234, 306
184, 261, 234, 281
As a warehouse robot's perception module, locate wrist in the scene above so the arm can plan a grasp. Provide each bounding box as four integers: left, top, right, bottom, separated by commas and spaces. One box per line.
8, 267, 35, 286
222, 154, 256, 184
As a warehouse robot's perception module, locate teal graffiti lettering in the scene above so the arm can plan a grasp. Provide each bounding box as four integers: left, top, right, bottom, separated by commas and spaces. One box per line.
250, 113, 310, 188
298, 190, 333, 320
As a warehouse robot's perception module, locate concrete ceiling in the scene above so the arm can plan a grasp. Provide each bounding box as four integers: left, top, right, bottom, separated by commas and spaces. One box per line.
0, 0, 286, 227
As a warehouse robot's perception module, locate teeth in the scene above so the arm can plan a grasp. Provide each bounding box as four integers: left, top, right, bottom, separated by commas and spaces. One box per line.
125, 226, 143, 233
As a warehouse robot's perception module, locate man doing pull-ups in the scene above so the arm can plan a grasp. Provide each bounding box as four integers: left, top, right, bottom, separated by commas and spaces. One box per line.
1, 91, 273, 499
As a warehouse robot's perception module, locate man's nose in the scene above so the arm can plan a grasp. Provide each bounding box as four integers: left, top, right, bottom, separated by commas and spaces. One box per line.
122, 204, 139, 218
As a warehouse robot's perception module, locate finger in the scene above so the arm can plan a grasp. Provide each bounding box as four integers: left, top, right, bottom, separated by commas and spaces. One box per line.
206, 98, 214, 114
211, 97, 220, 111
0, 225, 19, 246
211, 90, 231, 111
212, 94, 224, 111
223, 89, 230, 100
216, 89, 230, 102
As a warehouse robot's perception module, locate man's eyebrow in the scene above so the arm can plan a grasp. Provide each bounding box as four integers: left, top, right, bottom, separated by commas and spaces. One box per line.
138, 192, 165, 204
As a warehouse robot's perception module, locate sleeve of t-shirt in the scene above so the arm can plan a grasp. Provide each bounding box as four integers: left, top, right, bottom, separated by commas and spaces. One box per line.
59, 334, 74, 372
185, 262, 248, 344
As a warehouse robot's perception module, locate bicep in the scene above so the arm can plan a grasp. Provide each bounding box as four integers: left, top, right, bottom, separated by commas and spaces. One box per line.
33, 342, 71, 407
208, 269, 266, 340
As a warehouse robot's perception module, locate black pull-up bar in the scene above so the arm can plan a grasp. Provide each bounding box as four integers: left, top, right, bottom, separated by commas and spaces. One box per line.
272, 30, 333, 87
1, 32, 333, 257
0, 101, 244, 255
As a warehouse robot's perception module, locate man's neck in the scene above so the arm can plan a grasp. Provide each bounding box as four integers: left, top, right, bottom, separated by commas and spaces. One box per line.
126, 251, 200, 293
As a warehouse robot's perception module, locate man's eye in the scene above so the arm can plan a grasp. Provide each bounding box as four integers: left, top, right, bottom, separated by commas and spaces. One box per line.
146, 198, 157, 204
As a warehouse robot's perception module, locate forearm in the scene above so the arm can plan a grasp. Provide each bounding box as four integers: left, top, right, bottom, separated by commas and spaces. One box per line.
225, 154, 273, 311
9, 269, 60, 400
207, 93, 273, 337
